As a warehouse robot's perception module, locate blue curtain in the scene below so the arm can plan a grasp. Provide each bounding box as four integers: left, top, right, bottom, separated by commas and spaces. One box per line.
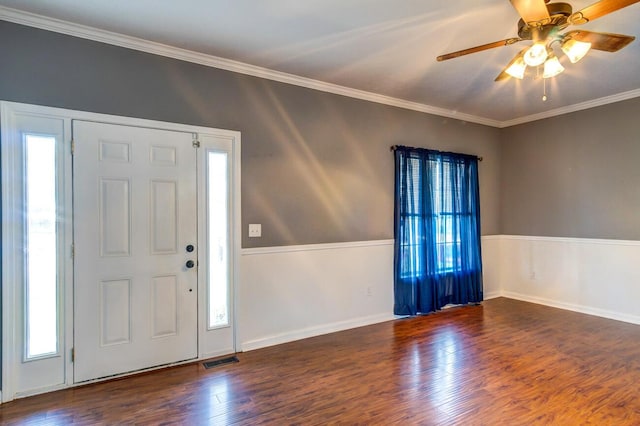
393, 146, 483, 315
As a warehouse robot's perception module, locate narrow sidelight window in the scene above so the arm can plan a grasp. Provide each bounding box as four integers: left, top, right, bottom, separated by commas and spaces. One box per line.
25, 134, 59, 359
207, 151, 230, 328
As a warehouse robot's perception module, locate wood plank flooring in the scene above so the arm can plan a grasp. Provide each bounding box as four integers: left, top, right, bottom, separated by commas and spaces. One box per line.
2, 297, 640, 425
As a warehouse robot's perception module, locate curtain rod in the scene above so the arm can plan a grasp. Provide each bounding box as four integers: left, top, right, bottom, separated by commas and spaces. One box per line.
389, 145, 483, 162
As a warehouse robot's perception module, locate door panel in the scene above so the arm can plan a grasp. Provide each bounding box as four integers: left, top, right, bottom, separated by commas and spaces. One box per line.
100, 178, 131, 256
73, 121, 198, 383
150, 180, 178, 253
100, 278, 131, 345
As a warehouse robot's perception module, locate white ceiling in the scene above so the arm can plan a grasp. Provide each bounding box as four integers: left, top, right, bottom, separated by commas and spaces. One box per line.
1, 0, 639, 126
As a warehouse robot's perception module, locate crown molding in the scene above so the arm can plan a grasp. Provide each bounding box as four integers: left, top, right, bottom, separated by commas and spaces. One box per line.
0, 6, 501, 128
2, 6, 639, 129
499, 88, 640, 128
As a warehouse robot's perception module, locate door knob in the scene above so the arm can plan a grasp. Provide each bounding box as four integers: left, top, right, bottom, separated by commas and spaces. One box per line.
186, 260, 195, 269
186, 244, 194, 253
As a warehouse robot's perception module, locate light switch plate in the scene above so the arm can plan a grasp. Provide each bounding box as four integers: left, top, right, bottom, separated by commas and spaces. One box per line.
248, 223, 262, 238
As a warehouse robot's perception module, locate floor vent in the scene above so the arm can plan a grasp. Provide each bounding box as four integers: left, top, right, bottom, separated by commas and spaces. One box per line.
203, 356, 239, 369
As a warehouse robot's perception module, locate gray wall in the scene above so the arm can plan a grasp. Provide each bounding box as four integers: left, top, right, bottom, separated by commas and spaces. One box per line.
500, 97, 640, 240
0, 21, 501, 247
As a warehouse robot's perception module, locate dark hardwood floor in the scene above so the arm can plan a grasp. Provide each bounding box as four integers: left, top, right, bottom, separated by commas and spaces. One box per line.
2, 297, 640, 425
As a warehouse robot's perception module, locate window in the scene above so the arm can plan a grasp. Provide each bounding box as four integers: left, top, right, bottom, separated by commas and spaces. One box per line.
24, 134, 60, 358
393, 146, 483, 315
399, 156, 474, 278
2, 103, 72, 401
432, 158, 474, 274
207, 151, 230, 328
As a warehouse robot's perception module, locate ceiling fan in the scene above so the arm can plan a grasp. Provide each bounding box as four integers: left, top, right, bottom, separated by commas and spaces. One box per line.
437, 0, 639, 81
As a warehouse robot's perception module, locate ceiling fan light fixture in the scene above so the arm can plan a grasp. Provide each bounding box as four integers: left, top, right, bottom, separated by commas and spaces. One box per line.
543, 55, 565, 78
523, 42, 548, 67
561, 38, 592, 63
505, 57, 527, 79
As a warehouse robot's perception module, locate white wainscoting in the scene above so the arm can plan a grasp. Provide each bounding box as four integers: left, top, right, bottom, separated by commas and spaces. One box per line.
238, 240, 396, 351
238, 236, 505, 351
480, 235, 502, 300
241, 234, 640, 353
481, 235, 640, 325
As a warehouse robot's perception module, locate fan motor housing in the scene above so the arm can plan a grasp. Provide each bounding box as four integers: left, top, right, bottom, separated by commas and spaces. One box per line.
517, 2, 573, 40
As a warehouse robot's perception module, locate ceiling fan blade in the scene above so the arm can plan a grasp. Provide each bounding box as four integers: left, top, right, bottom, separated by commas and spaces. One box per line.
565, 30, 636, 51
570, 0, 640, 24
495, 71, 511, 81
509, 0, 550, 23
495, 49, 529, 81
437, 38, 522, 61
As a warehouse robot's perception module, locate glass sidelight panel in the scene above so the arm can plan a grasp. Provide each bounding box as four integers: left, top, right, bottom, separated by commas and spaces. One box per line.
25, 134, 59, 359
207, 151, 229, 328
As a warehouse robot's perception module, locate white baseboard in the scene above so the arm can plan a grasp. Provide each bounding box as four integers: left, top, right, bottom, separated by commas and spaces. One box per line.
501, 291, 640, 326
483, 291, 502, 300
241, 312, 394, 352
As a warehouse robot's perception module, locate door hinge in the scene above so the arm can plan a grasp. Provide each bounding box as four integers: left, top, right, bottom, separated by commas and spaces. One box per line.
71, 243, 75, 259
71, 139, 75, 155
71, 347, 75, 363
192, 138, 200, 148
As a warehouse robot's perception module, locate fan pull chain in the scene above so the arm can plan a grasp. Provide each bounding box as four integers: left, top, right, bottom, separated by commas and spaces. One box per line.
536, 65, 548, 101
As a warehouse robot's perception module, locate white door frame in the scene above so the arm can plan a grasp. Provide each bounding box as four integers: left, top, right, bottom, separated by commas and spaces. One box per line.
1, 101, 241, 402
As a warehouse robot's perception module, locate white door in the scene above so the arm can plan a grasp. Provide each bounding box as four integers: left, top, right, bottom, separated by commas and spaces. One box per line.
73, 121, 198, 382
